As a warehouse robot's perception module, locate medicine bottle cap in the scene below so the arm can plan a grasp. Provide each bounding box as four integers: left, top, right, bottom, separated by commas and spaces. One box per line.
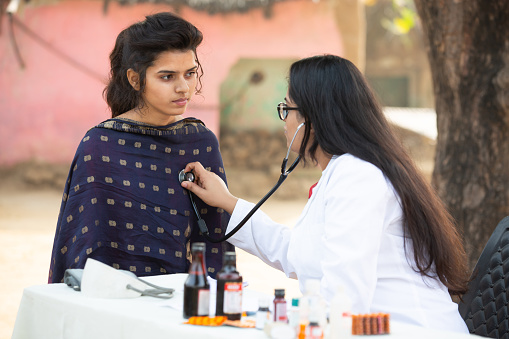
223, 251, 236, 263
258, 297, 270, 308
274, 289, 285, 298
191, 242, 206, 252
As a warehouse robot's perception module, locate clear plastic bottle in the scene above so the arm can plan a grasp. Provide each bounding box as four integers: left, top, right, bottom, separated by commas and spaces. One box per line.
183, 242, 210, 319
215, 251, 242, 320
273, 288, 288, 323
328, 285, 352, 339
299, 279, 326, 328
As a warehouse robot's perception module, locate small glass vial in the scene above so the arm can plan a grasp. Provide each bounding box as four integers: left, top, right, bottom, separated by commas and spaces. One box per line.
305, 289, 324, 339
273, 288, 288, 323
256, 297, 271, 330
183, 242, 210, 319
305, 320, 324, 339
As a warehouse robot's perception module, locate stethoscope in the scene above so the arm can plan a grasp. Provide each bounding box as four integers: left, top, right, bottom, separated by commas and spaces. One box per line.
179, 122, 305, 243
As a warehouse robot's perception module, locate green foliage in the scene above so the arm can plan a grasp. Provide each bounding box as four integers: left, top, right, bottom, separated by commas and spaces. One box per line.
379, 0, 417, 35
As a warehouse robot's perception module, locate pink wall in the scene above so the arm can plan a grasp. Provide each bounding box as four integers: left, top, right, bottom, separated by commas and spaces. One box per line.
0, 0, 343, 165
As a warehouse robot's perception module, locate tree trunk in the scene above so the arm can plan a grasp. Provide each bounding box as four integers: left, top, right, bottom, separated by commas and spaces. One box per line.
413, 0, 509, 269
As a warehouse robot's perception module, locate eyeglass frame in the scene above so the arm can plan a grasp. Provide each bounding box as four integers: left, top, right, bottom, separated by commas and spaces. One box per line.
277, 102, 299, 121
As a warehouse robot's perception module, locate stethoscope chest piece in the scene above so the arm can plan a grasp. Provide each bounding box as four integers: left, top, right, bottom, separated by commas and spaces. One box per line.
178, 169, 195, 184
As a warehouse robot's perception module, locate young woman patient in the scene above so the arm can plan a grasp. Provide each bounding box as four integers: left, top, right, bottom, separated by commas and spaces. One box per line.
49, 12, 233, 283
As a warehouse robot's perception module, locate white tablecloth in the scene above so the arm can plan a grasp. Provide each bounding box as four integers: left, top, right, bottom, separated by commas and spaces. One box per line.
12, 273, 483, 339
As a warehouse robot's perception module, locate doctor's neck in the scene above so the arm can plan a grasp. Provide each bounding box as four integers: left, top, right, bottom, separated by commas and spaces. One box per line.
315, 148, 332, 171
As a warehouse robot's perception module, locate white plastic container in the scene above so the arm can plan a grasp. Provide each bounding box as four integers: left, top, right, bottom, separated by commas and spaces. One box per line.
299, 279, 327, 328
328, 285, 352, 338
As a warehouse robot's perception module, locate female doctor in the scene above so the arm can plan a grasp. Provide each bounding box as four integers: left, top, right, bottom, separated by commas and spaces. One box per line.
181, 55, 469, 332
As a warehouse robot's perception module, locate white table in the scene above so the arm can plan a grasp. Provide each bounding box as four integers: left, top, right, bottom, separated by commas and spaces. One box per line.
12, 274, 483, 339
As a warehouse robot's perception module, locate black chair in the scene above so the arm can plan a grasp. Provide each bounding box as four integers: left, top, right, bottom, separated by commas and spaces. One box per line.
459, 216, 509, 338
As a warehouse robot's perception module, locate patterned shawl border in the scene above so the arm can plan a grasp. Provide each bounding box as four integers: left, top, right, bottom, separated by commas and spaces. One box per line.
93, 117, 207, 136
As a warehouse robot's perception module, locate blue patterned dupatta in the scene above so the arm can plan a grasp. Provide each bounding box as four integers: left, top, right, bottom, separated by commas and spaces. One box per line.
49, 118, 233, 283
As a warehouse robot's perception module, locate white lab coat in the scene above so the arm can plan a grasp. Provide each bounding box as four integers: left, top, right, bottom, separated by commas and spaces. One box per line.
227, 154, 468, 333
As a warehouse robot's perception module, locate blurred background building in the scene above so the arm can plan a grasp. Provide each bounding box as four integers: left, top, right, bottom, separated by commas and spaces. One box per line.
0, 3, 438, 335
0, 0, 435, 197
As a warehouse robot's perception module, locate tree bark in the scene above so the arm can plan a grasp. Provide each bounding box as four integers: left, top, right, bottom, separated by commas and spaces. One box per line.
413, 0, 509, 269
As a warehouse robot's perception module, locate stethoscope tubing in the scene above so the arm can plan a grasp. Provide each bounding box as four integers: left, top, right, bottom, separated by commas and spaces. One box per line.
185, 122, 305, 243
202, 169, 293, 243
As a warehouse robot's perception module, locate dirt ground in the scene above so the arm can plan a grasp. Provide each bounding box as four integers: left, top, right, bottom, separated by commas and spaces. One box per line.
0, 126, 435, 339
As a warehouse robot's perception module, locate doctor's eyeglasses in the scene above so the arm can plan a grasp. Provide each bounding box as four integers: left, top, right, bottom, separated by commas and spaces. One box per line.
277, 102, 299, 121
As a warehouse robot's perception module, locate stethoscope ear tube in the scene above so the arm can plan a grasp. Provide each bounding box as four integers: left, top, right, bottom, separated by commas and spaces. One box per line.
283, 155, 301, 176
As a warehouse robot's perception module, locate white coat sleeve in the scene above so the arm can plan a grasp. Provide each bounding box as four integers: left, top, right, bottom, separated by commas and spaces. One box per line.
321, 161, 393, 313
225, 199, 297, 278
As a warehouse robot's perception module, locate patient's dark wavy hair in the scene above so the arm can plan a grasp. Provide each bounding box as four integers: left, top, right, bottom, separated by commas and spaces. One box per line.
288, 54, 469, 295
104, 12, 203, 117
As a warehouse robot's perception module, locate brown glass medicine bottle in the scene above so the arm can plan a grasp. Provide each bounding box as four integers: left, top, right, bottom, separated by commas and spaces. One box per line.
273, 288, 288, 322
183, 242, 210, 319
215, 251, 243, 320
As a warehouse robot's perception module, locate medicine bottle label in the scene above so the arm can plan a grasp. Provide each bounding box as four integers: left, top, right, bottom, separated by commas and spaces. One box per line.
197, 289, 210, 316
305, 324, 324, 339
275, 303, 288, 322
223, 282, 242, 314
256, 310, 270, 329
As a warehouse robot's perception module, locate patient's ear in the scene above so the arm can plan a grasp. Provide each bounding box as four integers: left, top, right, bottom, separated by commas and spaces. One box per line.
127, 69, 140, 91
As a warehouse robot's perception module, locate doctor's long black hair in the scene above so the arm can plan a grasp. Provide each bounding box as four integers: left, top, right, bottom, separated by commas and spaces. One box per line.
288, 54, 468, 296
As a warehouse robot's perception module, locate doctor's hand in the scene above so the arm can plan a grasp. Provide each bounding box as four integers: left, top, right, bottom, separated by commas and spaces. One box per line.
181, 162, 238, 215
